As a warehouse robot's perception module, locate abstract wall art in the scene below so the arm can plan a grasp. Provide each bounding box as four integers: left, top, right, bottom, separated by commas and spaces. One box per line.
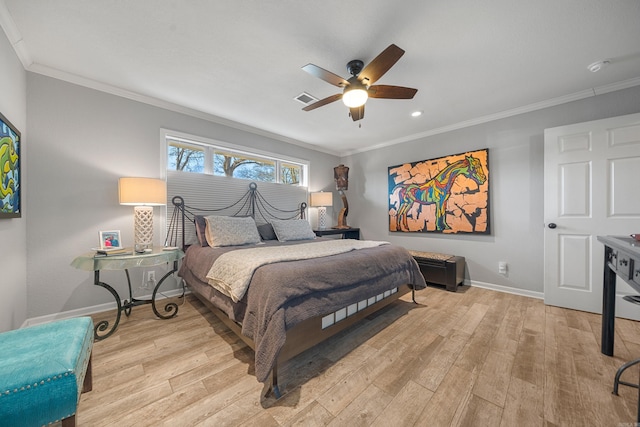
0, 111, 21, 219
388, 149, 490, 234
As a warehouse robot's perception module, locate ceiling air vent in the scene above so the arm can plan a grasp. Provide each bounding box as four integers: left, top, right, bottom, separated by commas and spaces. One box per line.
294, 92, 317, 105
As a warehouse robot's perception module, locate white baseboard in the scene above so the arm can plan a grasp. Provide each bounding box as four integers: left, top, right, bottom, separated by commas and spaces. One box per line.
22, 280, 542, 329
21, 288, 190, 328
466, 279, 544, 300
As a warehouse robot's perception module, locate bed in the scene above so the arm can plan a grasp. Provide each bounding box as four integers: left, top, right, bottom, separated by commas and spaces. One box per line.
167, 183, 426, 397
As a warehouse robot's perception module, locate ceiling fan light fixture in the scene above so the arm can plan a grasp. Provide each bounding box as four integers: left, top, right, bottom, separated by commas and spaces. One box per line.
342, 87, 368, 108
301, 45, 416, 121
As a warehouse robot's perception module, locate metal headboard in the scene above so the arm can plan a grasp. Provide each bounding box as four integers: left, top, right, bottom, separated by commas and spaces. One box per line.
165, 182, 307, 249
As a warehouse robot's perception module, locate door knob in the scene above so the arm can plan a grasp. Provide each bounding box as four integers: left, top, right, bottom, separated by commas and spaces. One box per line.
548, 223, 557, 229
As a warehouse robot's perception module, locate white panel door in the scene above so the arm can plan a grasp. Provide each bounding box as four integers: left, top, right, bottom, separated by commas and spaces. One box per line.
544, 112, 640, 319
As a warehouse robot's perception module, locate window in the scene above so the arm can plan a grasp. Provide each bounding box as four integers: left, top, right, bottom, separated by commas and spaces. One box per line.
213, 149, 276, 181
281, 162, 302, 185
168, 141, 205, 173
163, 130, 308, 186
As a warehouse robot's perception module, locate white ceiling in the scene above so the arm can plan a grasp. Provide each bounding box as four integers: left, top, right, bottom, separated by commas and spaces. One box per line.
2, 1, 640, 155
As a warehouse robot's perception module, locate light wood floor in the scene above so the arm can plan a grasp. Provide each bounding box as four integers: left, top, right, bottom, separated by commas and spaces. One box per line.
76, 285, 640, 426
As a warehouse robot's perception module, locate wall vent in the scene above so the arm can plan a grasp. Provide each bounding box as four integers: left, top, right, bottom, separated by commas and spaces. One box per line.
294, 92, 318, 105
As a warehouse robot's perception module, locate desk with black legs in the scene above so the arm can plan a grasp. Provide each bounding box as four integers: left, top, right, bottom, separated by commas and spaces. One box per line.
597, 236, 640, 423
597, 236, 640, 356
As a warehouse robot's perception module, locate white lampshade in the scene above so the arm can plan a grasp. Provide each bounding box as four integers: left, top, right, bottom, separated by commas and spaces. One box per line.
342, 88, 368, 108
310, 191, 333, 207
118, 177, 166, 250
118, 177, 166, 206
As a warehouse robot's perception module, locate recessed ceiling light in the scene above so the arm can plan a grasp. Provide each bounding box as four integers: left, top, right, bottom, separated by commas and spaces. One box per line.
411, 111, 423, 117
587, 60, 610, 73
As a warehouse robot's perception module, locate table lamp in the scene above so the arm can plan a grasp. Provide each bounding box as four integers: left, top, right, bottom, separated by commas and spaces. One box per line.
118, 177, 166, 251
310, 191, 333, 230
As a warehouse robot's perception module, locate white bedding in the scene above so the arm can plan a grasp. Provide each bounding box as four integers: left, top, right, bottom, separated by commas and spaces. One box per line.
206, 239, 389, 302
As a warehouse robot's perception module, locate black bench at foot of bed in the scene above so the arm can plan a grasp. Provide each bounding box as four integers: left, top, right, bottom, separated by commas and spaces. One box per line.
408, 250, 465, 292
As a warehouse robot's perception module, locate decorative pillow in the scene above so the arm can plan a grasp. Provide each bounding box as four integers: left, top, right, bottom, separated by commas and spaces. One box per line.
270, 219, 316, 242
194, 215, 208, 247
204, 216, 261, 247
257, 223, 277, 241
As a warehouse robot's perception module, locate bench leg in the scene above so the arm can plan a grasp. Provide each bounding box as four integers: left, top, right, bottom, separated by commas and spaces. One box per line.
58, 353, 93, 427
61, 414, 76, 427
83, 353, 93, 393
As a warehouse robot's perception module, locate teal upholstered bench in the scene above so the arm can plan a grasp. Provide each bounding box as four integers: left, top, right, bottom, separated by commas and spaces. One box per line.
0, 317, 94, 427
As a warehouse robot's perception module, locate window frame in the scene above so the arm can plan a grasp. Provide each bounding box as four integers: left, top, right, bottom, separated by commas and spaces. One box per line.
161, 129, 309, 187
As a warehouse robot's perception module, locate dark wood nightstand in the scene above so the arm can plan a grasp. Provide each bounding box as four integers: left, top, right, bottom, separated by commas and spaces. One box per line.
314, 227, 360, 240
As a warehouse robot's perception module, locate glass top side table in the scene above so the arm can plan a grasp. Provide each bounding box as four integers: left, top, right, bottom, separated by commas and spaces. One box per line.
71, 247, 185, 340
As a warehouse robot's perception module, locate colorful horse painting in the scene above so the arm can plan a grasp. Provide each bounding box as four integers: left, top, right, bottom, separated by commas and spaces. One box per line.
391, 154, 487, 232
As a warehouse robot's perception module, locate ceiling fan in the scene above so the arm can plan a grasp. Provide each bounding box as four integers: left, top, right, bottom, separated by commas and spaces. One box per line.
301, 44, 418, 122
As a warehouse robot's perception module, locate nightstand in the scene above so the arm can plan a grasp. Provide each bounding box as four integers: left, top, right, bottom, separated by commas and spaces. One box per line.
71, 247, 185, 340
314, 227, 360, 240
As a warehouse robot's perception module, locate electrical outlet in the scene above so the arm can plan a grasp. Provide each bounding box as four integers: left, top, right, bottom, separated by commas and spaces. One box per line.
147, 271, 156, 283
498, 261, 508, 275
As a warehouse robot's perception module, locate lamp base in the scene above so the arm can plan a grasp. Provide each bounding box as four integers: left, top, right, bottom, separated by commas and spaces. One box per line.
134, 206, 154, 250
317, 207, 328, 230
333, 194, 349, 229
333, 207, 348, 228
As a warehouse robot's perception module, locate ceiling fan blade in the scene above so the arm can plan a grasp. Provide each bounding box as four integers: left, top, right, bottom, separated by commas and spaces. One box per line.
302, 64, 350, 87
350, 105, 364, 121
302, 93, 343, 111
358, 44, 405, 85
368, 85, 418, 99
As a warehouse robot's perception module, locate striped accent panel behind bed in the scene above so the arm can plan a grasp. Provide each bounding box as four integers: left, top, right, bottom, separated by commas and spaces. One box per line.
166, 170, 309, 246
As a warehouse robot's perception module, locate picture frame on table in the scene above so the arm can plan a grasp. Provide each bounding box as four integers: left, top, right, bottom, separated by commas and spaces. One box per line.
99, 230, 123, 250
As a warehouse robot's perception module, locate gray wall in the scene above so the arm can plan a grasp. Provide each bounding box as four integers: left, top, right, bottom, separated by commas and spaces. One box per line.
0, 29, 27, 331
8, 40, 640, 325
25, 73, 339, 319
342, 86, 640, 295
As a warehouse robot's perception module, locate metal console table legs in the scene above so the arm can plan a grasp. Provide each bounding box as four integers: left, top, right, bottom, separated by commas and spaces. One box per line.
71, 247, 185, 340
93, 260, 182, 340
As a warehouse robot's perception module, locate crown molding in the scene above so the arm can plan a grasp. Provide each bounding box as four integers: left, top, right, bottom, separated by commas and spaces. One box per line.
27, 60, 640, 160
0, 0, 31, 66
341, 76, 640, 157
26, 62, 341, 157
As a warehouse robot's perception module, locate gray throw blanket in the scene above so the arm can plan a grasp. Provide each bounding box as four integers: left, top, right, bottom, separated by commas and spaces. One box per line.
238, 243, 426, 382
206, 239, 389, 302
